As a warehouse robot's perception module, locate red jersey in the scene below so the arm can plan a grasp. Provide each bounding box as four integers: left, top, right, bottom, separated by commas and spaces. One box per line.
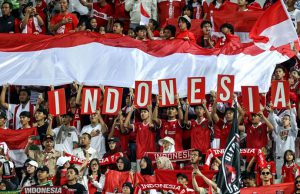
69, 108, 81, 132
255, 161, 276, 186
50, 13, 78, 34
245, 122, 268, 149
133, 122, 156, 159
92, 2, 114, 27
189, 118, 211, 152
192, 2, 209, 19
113, 126, 130, 152
113, 0, 130, 19
175, 30, 196, 42
282, 163, 300, 183
157, 0, 185, 27
160, 119, 184, 151
214, 119, 232, 149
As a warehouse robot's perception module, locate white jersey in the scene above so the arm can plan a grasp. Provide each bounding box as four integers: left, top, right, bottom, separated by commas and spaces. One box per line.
53, 127, 79, 154
269, 109, 299, 157
73, 147, 98, 160
81, 124, 106, 159
288, 9, 300, 30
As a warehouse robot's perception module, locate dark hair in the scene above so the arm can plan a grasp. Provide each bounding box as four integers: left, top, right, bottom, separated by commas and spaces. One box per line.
117, 157, 131, 172
140, 157, 153, 175
67, 166, 79, 175
201, 20, 212, 29
295, 175, 300, 192
21, 165, 38, 187
20, 111, 31, 118
77, 17, 88, 28
283, 150, 295, 165
149, 19, 159, 30
212, 0, 224, 6
19, 88, 31, 96
135, 25, 147, 33
81, 133, 92, 140
220, 23, 234, 34
1, 1, 13, 9
274, 64, 286, 73
114, 20, 124, 28
88, 158, 101, 178
191, 149, 202, 158
182, 5, 193, 19
178, 17, 191, 30
54, 166, 63, 186
164, 25, 176, 37
86, 17, 98, 31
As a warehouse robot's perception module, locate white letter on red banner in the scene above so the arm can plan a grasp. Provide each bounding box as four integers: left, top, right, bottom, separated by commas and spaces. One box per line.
102, 87, 123, 115
271, 81, 289, 108
48, 88, 66, 116
187, 77, 205, 105
81, 88, 101, 114
241, 86, 260, 113
134, 81, 152, 108
216, 75, 234, 103
158, 78, 177, 107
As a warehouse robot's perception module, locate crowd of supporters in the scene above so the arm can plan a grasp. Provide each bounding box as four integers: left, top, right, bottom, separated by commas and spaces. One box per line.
0, 0, 300, 193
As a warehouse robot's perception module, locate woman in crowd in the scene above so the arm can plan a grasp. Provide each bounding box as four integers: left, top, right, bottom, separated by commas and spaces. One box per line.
86, 158, 105, 194
282, 150, 300, 183
19, 160, 38, 188
116, 157, 131, 172
156, 156, 174, 170
54, 156, 71, 186
295, 175, 300, 193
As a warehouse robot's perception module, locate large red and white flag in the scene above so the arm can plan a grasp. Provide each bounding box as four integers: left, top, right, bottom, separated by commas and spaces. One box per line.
249, 0, 298, 49
0, 128, 39, 167
140, 3, 150, 25
0, 33, 292, 95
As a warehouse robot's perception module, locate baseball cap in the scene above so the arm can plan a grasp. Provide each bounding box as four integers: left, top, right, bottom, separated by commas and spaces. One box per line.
42, 135, 54, 142
158, 136, 175, 146
37, 165, 49, 173
176, 173, 188, 180
108, 137, 120, 143
56, 156, 71, 167
27, 160, 38, 168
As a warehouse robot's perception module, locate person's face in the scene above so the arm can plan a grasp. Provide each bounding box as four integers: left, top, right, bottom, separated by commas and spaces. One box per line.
61, 115, 72, 125
251, 114, 260, 124
37, 170, 48, 181
140, 158, 147, 169
78, 23, 86, 31
190, 151, 201, 164
117, 159, 124, 171
140, 110, 149, 121
25, 6, 35, 16
162, 140, 171, 150
90, 161, 99, 172
163, 29, 172, 39
183, 9, 191, 17
237, 0, 247, 6
19, 91, 30, 103
137, 30, 147, 39
210, 160, 219, 170
1, 3, 12, 16
296, 177, 300, 189
291, 71, 300, 80
0, 118, 6, 127
63, 161, 70, 169
69, 97, 76, 108
0, 182, 6, 190
282, 115, 290, 127
26, 164, 36, 174
35, 0, 43, 7
225, 110, 234, 122
113, 23, 123, 34
127, 29, 135, 38
177, 176, 188, 186
35, 111, 46, 122
221, 27, 230, 35
202, 23, 212, 35
194, 106, 205, 117
247, 178, 256, 187
90, 113, 99, 123
125, 96, 130, 105
287, 0, 296, 7
80, 135, 90, 146
156, 160, 163, 169
67, 169, 77, 181
20, 116, 30, 126
167, 107, 178, 118
60, 0, 68, 12
43, 139, 54, 149
285, 151, 294, 162
274, 68, 285, 80
260, 169, 271, 181
90, 19, 97, 29
122, 186, 131, 194
108, 141, 116, 150
178, 20, 187, 31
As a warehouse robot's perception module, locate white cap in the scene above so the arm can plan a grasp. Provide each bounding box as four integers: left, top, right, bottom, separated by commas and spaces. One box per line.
56, 156, 71, 167
178, 15, 191, 24
27, 160, 38, 168
158, 136, 175, 146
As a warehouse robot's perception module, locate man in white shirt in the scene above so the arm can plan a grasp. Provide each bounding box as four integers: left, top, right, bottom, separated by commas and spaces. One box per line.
0, 86, 35, 129
287, 0, 300, 34
73, 133, 98, 160
49, 112, 78, 154
80, 112, 107, 159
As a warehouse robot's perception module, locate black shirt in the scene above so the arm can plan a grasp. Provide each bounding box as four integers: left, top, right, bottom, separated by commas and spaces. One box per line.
66, 183, 86, 194
37, 123, 49, 142
0, 15, 16, 33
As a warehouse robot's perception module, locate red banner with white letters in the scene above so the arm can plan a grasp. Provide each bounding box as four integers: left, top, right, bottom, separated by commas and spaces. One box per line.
216, 75, 234, 103
187, 77, 205, 105
81, 88, 101, 114
158, 78, 177, 107
48, 88, 66, 116
134, 81, 152, 108
241, 86, 260, 113
102, 86, 123, 115
271, 80, 290, 109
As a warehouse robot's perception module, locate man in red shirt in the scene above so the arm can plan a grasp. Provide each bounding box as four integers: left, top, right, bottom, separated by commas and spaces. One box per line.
184, 100, 212, 153
175, 15, 196, 42
152, 96, 185, 151
80, 0, 114, 28
50, 0, 79, 34
157, 0, 185, 27
124, 105, 156, 171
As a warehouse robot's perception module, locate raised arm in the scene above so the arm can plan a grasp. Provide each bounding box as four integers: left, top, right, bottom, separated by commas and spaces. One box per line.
97, 110, 108, 134
125, 0, 134, 12
184, 100, 190, 128
194, 168, 219, 192
0, 84, 9, 110
79, 0, 92, 9
124, 106, 135, 130
152, 95, 161, 126
75, 83, 82, 105
202, 99, 212, 122
176, 95, 184, 126
108, 115, 120, 139
210, 91, 219, 123
192, 170, 205, 194
46, 114, 54, 136
258, 110, 274, 132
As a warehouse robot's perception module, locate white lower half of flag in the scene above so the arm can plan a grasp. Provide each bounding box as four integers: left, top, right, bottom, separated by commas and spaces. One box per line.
140, 14, 150, 25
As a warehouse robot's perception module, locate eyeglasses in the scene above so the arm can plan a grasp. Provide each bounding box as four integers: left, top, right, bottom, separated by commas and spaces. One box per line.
261, 171, 270, 175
